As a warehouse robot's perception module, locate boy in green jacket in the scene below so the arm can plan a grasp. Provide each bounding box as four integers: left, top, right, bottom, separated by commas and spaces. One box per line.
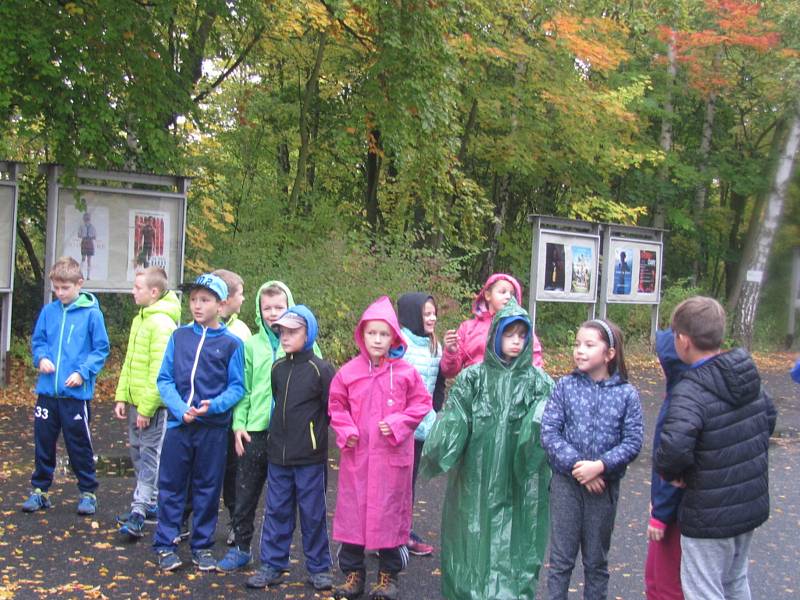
114, 267, 181, 538
217, 280, 321, 572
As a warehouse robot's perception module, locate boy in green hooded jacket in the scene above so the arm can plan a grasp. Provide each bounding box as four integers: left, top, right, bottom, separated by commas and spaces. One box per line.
217, 281, 321, 572
421, 299, 553, 600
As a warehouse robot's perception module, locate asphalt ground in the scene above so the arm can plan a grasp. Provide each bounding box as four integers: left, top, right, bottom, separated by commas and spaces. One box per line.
0, 362, 797, 599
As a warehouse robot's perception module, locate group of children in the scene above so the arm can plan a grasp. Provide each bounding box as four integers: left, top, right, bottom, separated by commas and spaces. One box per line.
21, 256, 776, 600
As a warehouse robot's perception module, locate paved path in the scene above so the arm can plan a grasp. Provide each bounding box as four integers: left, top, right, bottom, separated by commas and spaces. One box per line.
0, 365, 797, 599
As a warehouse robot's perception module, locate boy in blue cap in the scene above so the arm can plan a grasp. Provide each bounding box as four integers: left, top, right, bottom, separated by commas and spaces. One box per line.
152, 273, 245, 572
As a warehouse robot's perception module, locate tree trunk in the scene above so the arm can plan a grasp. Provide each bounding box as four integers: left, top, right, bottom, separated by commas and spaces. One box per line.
289, 31, 328, 210
729, 101, 800, 347
723, 190, 747, 299
16, 222, 43, 290
653, 31, 677, 229
479, 173, 511, 282
365, 128, 382, 230
691, 81, 719, 284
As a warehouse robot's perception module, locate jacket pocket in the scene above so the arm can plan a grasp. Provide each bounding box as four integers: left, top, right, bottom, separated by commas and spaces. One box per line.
388, 453, 413, 468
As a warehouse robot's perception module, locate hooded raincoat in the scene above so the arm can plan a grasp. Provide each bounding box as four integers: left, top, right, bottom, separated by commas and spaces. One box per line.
420, 300, 554, 600
439, 274, 543, 379
328, 296, 432, 549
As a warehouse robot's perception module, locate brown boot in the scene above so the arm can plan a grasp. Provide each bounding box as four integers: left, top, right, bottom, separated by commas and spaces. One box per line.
333, 569, 366, 599
369, 570, 399, 600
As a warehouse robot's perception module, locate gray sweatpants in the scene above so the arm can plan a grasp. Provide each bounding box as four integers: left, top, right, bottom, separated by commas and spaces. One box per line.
680, 531, 753, 600
128, 406, 167, 515
546, 471, 621, 600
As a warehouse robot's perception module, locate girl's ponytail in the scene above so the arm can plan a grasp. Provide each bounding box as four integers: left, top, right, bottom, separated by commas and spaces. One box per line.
581, 318, 628, 381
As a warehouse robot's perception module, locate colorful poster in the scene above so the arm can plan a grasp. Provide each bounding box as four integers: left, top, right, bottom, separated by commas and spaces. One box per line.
638, 249, 657, 294
127, 210, 170, 280
613, 248, 633, 295
571, 246, 592, 294
62, 205, 110, 281
544, 243, 565, 291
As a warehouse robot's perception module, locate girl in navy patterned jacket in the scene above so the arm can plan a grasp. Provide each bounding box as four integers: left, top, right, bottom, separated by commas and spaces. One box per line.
541, 319, 643, 600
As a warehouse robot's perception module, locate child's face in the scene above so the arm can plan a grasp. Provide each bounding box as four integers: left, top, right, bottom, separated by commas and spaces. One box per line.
279, 325, 307, 354
673, 331, 692, 364
190, 288, 221, 327
52, 278, 82, 305
222, 285, 245, 317
574, 326, 615, 380
363, 320, 394, 362
484, 279, 515, 314
422, 300, 437, 335
132, 274, 158, 307
260, 293, 288, 328
500, 327, 527, 359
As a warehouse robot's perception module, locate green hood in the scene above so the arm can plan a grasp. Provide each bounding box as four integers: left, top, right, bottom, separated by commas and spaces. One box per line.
484, 298, 533, 372
142, 290, 182, 324
254, 280, 296, 344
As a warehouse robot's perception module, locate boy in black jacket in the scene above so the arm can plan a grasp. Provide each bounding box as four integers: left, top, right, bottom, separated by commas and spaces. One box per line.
655, 297, 776, 600
246, 305, 335, 592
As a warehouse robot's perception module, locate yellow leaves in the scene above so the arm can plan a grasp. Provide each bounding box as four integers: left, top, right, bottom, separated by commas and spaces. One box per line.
544, 14, 630, 72
570, 196, 648, 226
64, 3, 84, 16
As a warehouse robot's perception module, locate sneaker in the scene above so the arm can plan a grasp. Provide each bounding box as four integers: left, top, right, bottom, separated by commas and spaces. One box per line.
76, 492, 97, 515
192, 549, 216, 571
246, 564, 284, 588
173, 520, 190, 544
333, 569, 366, 599
216, 547, 251, 572
144, 503, 158, 524
21, 489, 52, 513
369, 570, 399, 600
308, 570, 333, 591
225, 523, 235, 546
406, 538, 434, 556
115, 510, 132, 525
158, 550, 182, 572
119, 512, 145, 538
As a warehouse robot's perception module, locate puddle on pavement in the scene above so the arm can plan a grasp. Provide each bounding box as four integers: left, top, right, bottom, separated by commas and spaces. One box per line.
56, 454, 134, 477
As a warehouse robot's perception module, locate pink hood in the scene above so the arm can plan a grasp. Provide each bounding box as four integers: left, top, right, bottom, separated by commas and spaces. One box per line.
472, 273, 523, 316
354, 296, 407, 360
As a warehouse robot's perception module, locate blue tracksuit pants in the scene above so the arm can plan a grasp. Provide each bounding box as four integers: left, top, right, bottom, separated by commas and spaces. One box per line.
260, 462, 331, 574
153, 423, 227, 552
31, 395, 97, 493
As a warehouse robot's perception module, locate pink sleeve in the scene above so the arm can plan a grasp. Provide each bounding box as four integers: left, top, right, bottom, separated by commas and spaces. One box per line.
327, 372, 360, 449
439, 322, 468, 379
532, 333, 544, 368
383, 369, 433, 446
649, 516, 667, 530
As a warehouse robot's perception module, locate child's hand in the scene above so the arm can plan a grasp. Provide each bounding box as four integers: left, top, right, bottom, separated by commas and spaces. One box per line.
64, 372, 84, 387
668, 478, 687, 489
234, 430, 251, 456
114, 402, 127, 420
38, 358, 55, 374
444, 330, 458, 354
136, 415, 151, 429
188, 400, 211, 417
647, 524, 665, 542
572, 460, 604, 484
583, 477, 606, 495
183, 411, 195, 424
346, 435, 359, 448
378, 421, 391, 436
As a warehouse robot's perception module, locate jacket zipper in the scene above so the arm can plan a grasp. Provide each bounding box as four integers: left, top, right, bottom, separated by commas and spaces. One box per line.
310, 421, 317, 451
282, 358, 294, 464
54, 304, 68, 396
187, 326, 208, 407
66, 324, 75, 345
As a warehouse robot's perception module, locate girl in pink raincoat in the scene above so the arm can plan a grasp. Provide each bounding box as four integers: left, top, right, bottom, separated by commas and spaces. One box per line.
440, 273, 543, 379
329, 296, 432, 600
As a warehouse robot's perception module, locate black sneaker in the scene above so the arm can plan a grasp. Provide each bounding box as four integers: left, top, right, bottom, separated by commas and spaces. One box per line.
119, 512, 145, 538
246, 565, 284, 588
173, 520, 190, 544
191, 548, 216, 571
158, 550, 182, 572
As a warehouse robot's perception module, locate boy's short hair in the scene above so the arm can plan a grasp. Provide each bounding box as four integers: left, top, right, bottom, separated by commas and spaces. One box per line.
213, 269, 244, 297
137, 267, 169, 293
671, 296, 726, 351
261, 284, 288, 300
49, 256, 83, 283
503, 320, 530, 337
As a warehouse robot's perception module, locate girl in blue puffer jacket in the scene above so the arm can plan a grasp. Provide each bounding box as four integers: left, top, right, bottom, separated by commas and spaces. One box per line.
396, 293, 445, 557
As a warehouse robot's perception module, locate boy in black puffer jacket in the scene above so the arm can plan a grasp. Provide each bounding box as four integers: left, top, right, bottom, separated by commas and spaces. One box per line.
655, 297, 776, 600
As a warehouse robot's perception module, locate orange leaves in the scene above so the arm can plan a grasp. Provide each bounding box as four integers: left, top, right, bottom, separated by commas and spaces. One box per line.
544, 15, 630, 73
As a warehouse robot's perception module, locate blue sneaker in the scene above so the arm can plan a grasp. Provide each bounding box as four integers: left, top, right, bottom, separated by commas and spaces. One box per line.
115, 510, 132, 525
77, 492, 97, 515
246, 565, 284, 588
217, 547, 252, 572
21, 489, 52, 513
158, 550, 182, 572
191, 548, 216, 571
144, 503, 158, 524
119, 512, 145, 538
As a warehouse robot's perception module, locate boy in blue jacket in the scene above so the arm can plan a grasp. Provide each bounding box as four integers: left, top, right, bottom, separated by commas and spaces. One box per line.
152, 273, 245, 572
22, 256, 110, 515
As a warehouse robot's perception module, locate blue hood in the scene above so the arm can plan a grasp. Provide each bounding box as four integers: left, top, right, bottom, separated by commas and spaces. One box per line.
493, 314, 531, 360
656, 328, 689, 392
281, 304, 318, 352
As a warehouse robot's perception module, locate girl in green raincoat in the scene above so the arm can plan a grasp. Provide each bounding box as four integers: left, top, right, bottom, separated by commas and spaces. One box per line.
421, 299, 553, 600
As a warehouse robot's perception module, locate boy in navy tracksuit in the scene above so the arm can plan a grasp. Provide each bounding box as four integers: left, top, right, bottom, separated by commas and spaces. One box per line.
153, 273, 245, 572
246, 306, 335, 591
22, 256, 110, 515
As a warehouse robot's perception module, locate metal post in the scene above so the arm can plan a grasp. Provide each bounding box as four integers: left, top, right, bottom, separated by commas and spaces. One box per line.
43, 164, 60, 307
528, 216, 541, 334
